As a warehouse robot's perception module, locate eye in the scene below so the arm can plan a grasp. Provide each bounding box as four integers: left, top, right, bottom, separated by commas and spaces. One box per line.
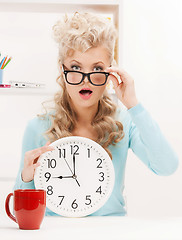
93, 66, 103, 72
70, 65, 81, 71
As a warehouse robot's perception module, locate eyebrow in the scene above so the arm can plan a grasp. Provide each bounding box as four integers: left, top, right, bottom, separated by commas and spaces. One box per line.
70, 60, 105, 65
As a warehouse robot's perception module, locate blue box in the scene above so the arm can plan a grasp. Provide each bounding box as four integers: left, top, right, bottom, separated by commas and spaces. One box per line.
0, 69, 3, 84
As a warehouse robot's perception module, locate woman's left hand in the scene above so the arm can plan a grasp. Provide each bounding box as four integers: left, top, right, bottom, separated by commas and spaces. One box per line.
106, 66, 139, 109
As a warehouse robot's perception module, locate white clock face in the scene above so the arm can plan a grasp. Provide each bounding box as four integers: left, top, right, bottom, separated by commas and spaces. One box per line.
34, 136, 115, 217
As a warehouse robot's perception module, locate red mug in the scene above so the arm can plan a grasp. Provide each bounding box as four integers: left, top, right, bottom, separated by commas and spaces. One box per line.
5, 189, 46, 230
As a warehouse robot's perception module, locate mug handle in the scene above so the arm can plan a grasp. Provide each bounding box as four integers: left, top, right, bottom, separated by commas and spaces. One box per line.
5, 193, 17, 223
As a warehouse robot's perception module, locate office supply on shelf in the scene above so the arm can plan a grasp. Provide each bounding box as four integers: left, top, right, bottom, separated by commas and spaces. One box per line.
0, 57, 5, 69
1, 56, 7, 69
0, 84, 11, 88
0, 54, 12, 84
2, 57, 11, 69
0, 54, 12, 69
9, 81, 45, 88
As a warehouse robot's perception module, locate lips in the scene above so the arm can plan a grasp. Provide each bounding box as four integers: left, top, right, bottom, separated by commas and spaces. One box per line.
79, 88, 93, 95
79, 88, 93, 100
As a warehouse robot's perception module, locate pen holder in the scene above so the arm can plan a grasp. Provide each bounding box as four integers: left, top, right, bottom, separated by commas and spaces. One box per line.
0, 69, 3, 84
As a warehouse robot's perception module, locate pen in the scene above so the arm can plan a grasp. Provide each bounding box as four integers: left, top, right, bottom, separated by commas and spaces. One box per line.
1, 56, 7, 69
2, 57, 12, 69
0, 57, 5, 69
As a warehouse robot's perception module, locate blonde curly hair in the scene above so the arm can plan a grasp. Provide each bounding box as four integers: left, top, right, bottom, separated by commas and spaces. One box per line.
39, 12, 124, 159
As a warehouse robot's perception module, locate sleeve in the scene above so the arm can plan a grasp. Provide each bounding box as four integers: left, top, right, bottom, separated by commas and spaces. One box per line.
13, 118, 46, 190
127, 103, 179, 176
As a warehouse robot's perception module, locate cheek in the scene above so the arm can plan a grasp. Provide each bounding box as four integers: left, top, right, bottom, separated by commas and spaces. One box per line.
95, 86, 107, 97
65, 84, 76, 98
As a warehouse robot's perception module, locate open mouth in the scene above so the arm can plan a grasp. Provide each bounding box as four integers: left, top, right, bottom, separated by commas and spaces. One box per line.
79, 88, 93, 96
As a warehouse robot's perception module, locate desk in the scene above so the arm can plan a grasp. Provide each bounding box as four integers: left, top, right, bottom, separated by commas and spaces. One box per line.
0, 215, 182, 240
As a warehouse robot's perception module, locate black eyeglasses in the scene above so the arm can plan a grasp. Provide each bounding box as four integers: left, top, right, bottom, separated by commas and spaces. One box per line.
62, 64, 110, 86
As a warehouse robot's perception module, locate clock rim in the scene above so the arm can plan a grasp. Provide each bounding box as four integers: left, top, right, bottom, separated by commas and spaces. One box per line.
34, 136, 115, 217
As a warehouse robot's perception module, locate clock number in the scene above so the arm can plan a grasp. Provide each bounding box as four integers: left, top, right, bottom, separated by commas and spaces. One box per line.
47, 186, 53, 195
96, 186, 102, 194
58, 196, 65, 205
58, 148, 66, 158
85, 195, 92, 205
47, 159, 56, 168
99, 172, 104, 182
96, 158, 102, 168
44, 172, 51, 182
87, 148, 91, 158
71, 145, 79, 155
71, 199, 78, 209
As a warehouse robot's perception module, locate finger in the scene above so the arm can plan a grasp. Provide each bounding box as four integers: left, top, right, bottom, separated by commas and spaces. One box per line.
106, 67, 130, 84
32, 145, 54, 159
25, 145, 54, 165
106, 66, 127, 76
108, 74, 120, 89
33, 162, 41, 169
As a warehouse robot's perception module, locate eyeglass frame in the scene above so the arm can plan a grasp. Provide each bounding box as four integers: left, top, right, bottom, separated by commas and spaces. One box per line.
62, 64, 110, 86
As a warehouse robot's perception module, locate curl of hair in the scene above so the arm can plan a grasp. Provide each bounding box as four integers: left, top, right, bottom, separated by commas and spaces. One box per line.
38, 12, 124, 159
52, 11, 118, 64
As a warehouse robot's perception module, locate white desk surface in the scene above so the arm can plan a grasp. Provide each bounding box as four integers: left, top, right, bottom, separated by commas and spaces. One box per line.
0, 215, 182, 240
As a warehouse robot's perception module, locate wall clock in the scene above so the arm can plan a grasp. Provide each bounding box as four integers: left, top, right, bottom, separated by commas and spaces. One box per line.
34, 136, 115, 217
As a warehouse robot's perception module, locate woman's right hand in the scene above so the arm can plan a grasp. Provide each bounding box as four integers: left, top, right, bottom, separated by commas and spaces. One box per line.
21, 141, 54, 182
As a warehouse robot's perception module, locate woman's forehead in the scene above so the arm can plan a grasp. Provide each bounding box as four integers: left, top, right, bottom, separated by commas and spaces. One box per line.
64, 46, 111, 65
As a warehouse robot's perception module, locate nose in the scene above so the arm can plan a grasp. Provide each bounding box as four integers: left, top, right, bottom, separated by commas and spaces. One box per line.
82, 74, 90, 84
83, 77, 89, 83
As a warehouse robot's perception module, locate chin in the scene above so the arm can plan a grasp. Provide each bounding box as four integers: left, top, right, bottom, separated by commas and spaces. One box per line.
79, 101, 97, 108
69, 93, 100, 110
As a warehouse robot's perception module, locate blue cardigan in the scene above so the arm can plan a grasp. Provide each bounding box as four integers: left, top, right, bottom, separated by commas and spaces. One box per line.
13, 103, 179, 216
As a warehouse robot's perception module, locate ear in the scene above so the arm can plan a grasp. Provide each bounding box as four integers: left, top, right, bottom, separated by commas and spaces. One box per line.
60, 64, 64, 75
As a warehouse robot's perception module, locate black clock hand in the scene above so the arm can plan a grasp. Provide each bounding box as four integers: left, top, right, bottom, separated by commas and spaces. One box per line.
53, 176, 73, 179
73, 154, 76, 176
74, 178, 80, 187
72, 154, 80, 187
53, 175, 80, 186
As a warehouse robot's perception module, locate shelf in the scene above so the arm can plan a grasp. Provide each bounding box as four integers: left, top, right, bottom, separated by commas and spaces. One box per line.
0, 87, 117, 97
0, 88, 55, 95
0, 0, 120, 35
0, 1, 119, 14
0, 0, 120, 5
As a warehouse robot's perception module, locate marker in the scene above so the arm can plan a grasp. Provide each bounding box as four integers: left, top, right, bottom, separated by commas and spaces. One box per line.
0, 84, 11, 88
1, 56, 7, 69
2, 57, 11, 69
0, 57, 5, 69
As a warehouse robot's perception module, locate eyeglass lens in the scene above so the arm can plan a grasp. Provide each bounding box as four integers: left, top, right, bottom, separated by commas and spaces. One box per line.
66, 72, 106, 85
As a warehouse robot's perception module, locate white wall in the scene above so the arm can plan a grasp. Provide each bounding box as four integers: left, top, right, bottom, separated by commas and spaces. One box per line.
122, 0, 182, 217
0, 0, 182, 218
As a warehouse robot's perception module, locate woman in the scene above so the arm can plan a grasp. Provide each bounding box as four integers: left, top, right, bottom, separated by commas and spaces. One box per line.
14, 12, 178, 216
